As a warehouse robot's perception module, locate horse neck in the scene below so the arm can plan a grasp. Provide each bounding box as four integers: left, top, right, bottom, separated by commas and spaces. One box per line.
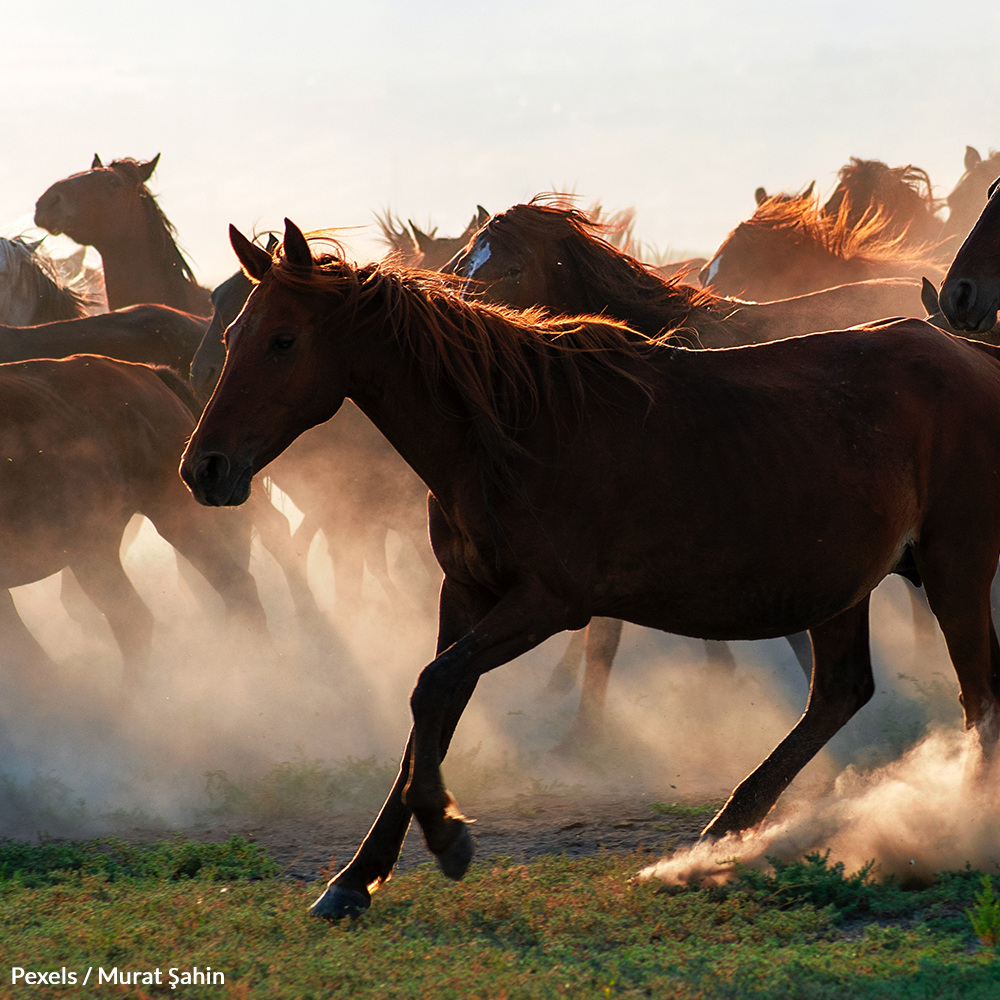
89, 206, 203, 313
557, 237, 701, 338
343, 308, 475, 506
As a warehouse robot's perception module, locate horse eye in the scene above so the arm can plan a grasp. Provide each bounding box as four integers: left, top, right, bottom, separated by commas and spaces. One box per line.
505, 267, 521, 279
270, 332, 296, 352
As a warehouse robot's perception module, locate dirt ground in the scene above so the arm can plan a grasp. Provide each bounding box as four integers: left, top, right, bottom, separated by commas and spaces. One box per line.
164, 793, 707, 883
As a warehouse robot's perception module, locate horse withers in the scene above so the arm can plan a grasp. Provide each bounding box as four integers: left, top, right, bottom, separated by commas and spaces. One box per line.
182, 219, 1000, 919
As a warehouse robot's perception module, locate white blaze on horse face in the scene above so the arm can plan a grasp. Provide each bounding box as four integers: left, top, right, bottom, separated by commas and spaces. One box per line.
461, 238, 492, 298
465, 239, 492, 277
705, 255, 722, 285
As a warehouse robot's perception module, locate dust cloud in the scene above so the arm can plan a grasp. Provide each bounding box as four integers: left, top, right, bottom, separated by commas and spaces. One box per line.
0, 477, 986, 890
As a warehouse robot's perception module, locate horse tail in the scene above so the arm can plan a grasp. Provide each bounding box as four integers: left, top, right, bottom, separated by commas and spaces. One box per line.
149, 365, 204, 418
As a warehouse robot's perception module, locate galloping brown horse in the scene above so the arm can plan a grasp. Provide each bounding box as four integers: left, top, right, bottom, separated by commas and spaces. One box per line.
940, 175, 1000, 335
446, 200, 934, 741
0, 355, 266, 679
34, 155, 212, 316
183, 220, 1000, 919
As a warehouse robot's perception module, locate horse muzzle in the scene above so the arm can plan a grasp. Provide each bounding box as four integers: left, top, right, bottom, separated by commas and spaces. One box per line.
180, 450, 254, 507
939, 276, 1000, 335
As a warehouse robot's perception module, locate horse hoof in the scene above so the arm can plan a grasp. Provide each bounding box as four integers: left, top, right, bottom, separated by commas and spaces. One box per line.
310, 884, 370, 920
436, 821, 474, 881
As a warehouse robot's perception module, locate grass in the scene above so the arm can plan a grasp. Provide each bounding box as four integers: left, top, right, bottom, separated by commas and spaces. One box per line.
2, 837, 998, 998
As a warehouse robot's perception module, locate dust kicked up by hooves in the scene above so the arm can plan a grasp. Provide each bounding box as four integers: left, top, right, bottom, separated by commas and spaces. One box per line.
640, 727, 1000, 886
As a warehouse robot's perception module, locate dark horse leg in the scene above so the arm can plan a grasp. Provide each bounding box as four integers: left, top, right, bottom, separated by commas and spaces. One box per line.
58, 515, 145, 628
555, 618, 624, 750
70, 544, 155, 688
245, 489, 326, 624
546, 627, 585, 694
702, 597, 874, 839
403, 584, 569, 875
311, 576, 502, 919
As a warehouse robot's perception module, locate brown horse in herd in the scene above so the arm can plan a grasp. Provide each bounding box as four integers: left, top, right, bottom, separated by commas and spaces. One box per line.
183, 220, 1000, 919
34, 154, 212, 316
445, 199, 937, 741
940, 174, 1000, 334
700, 192, 948, 301
0, 355, 266, 679
940, 147, 1000, 246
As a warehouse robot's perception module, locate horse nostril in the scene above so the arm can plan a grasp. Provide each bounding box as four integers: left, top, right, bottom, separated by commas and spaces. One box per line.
953, 278, 977, 314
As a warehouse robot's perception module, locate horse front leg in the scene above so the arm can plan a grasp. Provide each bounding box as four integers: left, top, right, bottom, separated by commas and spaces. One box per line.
311, 575, 500, 919
701, 596, 874, 839
405, 584, 571, 878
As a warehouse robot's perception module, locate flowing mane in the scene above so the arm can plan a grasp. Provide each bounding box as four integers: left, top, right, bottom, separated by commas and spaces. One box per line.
0, 237, 86, 325
738, 192, 947, 271
104, 158, 199, 288
265, 238, 663, 478
823, 157, 942, 243
480, 199, 735, 343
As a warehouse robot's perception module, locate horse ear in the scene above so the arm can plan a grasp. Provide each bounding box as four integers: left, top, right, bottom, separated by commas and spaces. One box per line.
282, 218, 314, 269
475, 205, 490, 228
920, 276, 940, 318
230, 224, 273, 281
754, 187, 767, 206
802, 180, 816, 199
137, 153, 161, 183
965, 146, 982, 171
409, 222, 435, 247
92, 154, 103, 169
265, 233, 280, 253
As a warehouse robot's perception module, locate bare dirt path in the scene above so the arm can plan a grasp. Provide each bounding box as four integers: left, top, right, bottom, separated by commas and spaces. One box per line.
162, 793, 706, 883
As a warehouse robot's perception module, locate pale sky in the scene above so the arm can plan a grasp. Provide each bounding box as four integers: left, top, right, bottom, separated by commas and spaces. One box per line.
4, 0, 999, 286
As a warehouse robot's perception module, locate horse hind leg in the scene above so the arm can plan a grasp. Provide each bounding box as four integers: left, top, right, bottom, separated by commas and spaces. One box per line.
554, 617, 623, 752
920, 559, 1000, 759
702, 596, 874, 840
546, 628, 585, 694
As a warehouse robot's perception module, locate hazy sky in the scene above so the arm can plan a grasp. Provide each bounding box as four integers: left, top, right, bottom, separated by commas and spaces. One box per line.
5, 0, 999, 285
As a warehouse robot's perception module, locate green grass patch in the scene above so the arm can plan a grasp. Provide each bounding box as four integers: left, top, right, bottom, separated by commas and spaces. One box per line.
648, 801, 722, 819
3, 841, 998, 998
0, 835, 277, 887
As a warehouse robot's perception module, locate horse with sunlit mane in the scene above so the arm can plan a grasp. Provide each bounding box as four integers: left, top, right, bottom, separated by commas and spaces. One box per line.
701, 188, 949, 300
34, 154, 211, 316
184, 219, 1000, 920
822, 157, 942, 246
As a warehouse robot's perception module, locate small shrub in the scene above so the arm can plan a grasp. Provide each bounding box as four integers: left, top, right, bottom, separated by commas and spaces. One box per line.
968, 874, 1000, 946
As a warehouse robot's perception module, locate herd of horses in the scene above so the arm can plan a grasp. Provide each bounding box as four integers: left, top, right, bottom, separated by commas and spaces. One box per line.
4, 147, 1000, 918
